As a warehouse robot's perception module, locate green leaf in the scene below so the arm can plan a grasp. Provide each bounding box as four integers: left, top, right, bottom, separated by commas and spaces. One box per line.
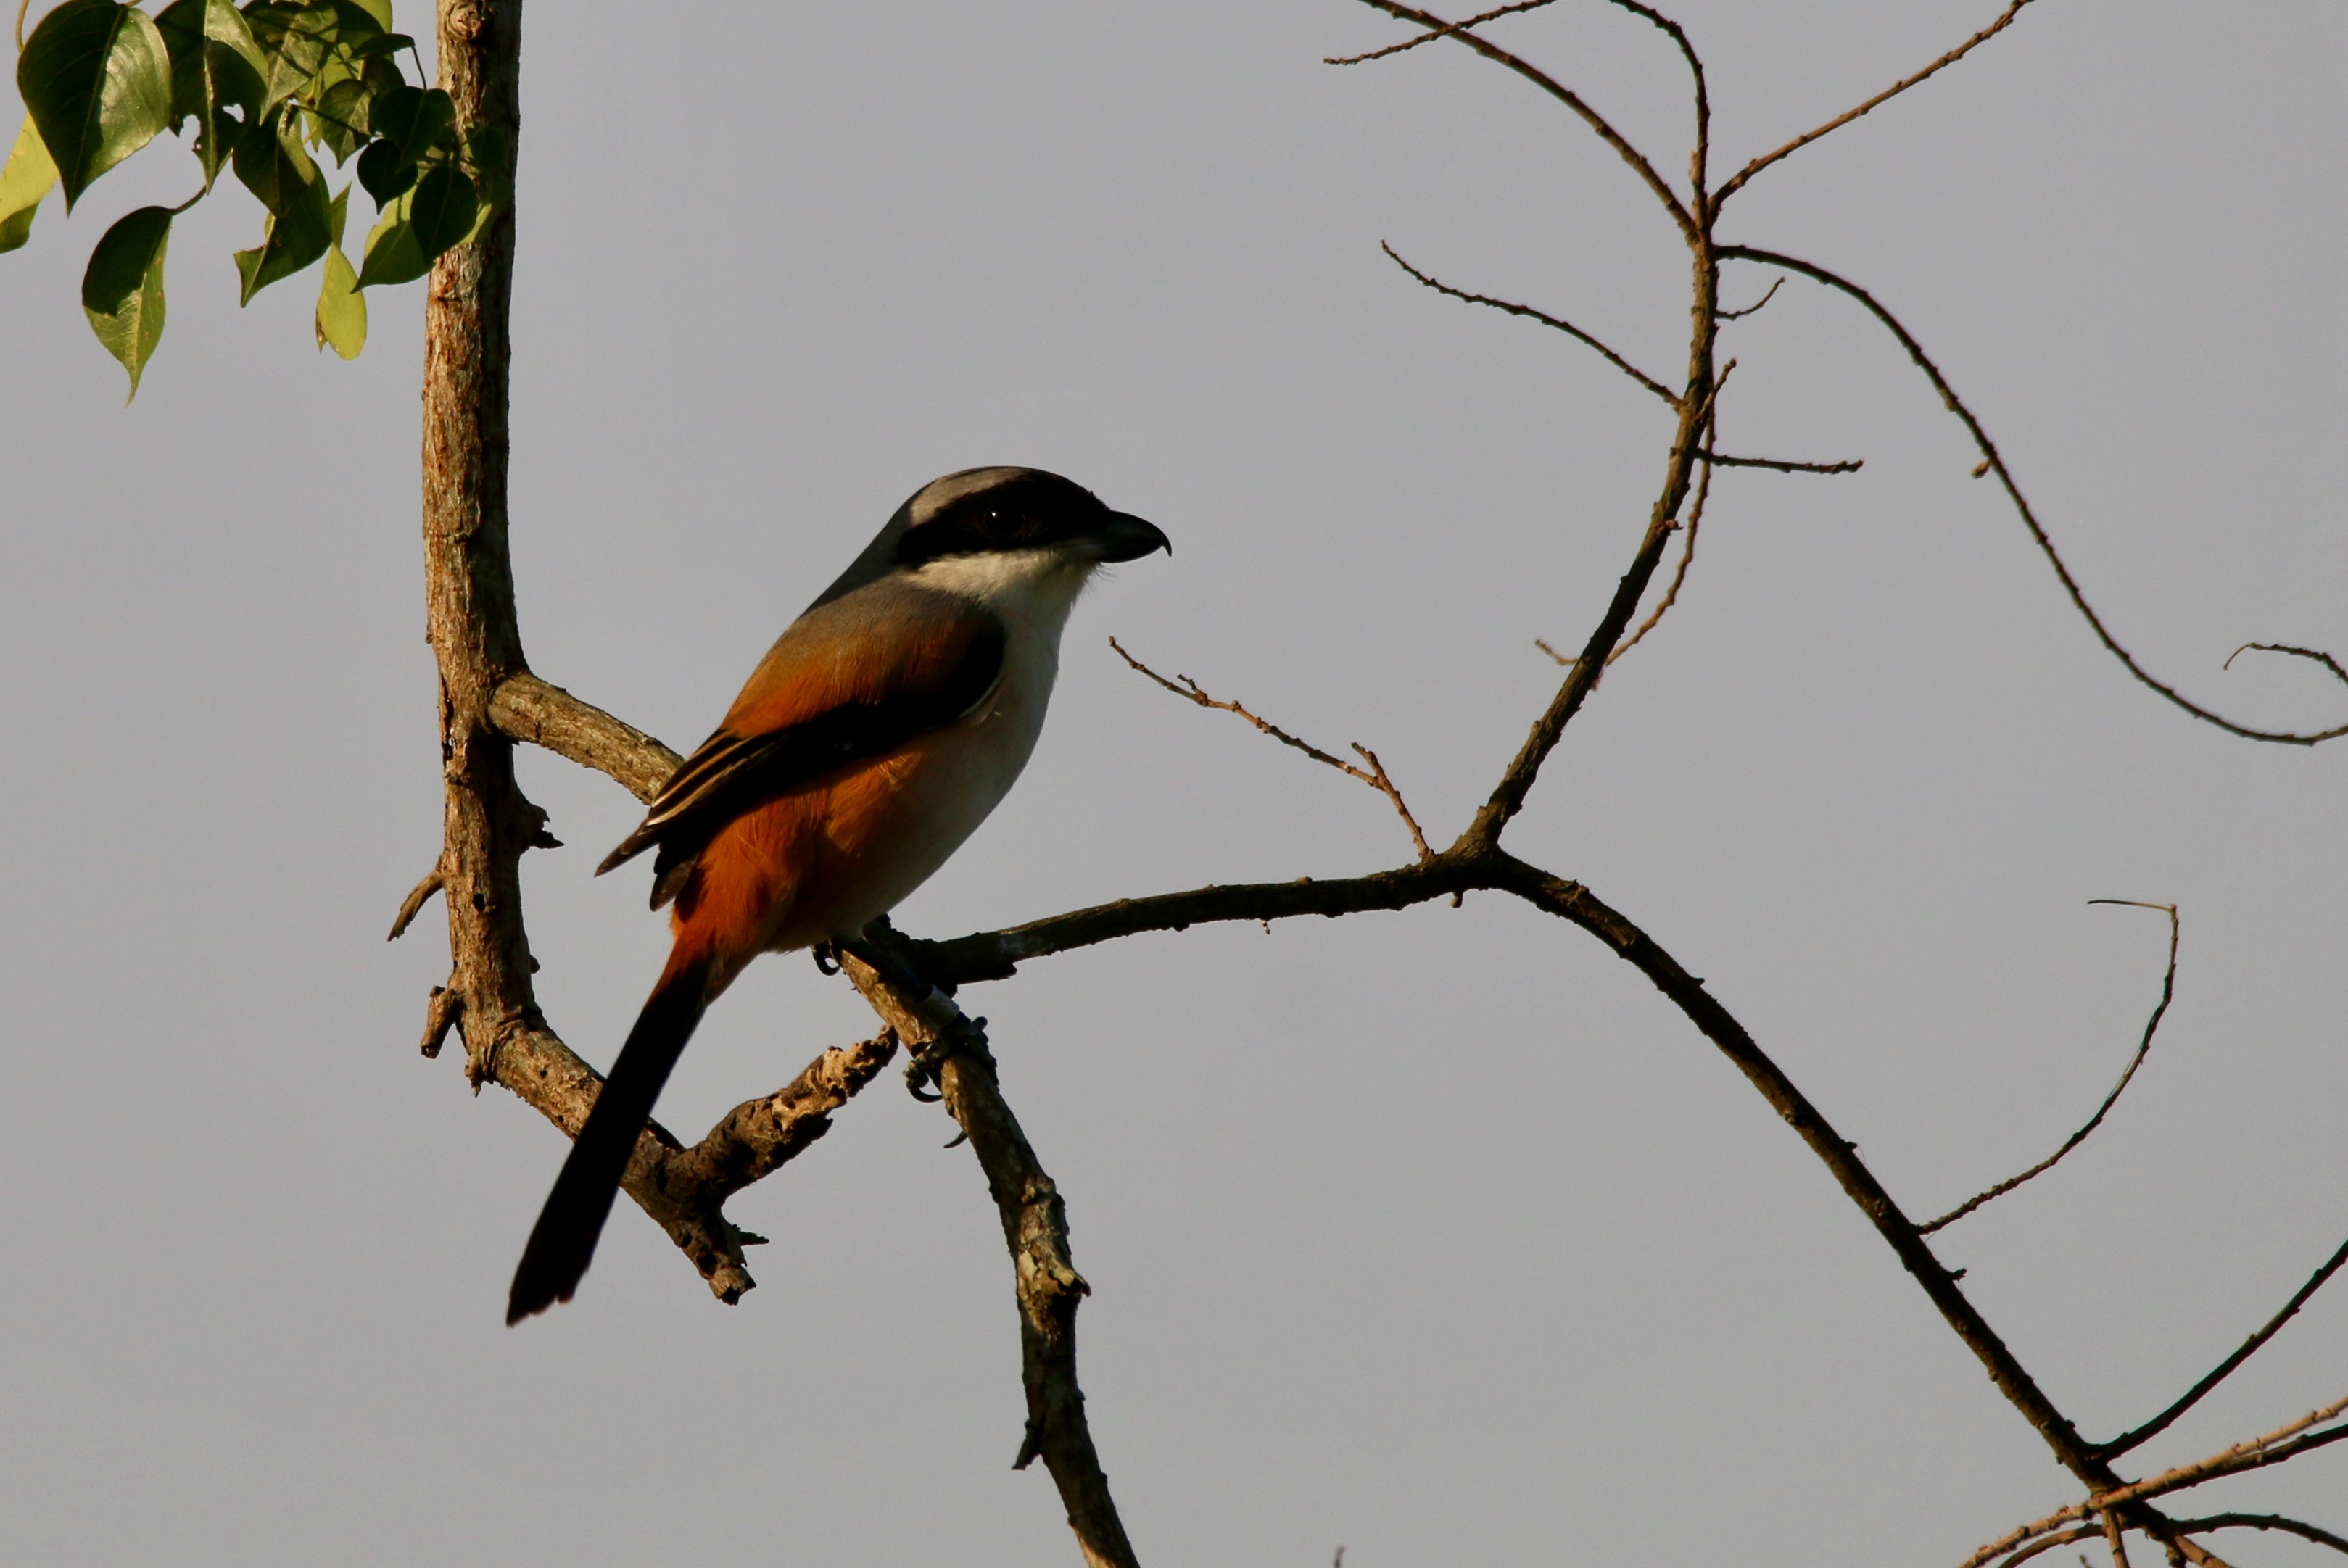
231, 101, 315, 211
365, 83, 450, 160
17, 0, 176, 210
356, 178, 423, 285
326, 178, 347, 244
313, 74, 370, 161
81, 203, 172, 399
353, 133, 409, 202
157, 0, 266, 189
230, 109, 330, 299
314, 240, 365, 357
323, 0, 384, 44
407, 160, 474, 255
345, 30, 408, 60
245, 1, 338, 115
0, 114, 62, 254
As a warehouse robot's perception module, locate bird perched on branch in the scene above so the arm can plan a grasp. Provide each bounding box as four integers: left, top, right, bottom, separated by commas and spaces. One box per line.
507, 467, 1169, 1324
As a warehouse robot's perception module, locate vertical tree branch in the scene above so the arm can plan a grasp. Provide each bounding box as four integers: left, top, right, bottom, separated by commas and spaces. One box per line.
840, 954, 1141, 1568
421, 0, 540, 1091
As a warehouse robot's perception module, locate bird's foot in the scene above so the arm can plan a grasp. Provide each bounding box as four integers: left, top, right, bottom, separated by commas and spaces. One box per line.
904, 1012, 991, 1102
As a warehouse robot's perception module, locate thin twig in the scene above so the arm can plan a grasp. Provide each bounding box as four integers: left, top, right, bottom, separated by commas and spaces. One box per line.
1109, 636, 1435, 862
1713, 0, 2038, 204
1352, 0, 1698, 241
1463, 362, 1730, 846
1921, 901, 2178, 1234
1994, 1526, 2105, 1568
2100, 1229, 2348, 1456
1324, 0, 1555, 65
1719, 278, 1782, 320
2094, 1394, 2348, 1511
1383, 242, 1679, 407
1350, 744, 1437, 862
1595, 0, 1708, 200
1695, 449, 1862, 475
2225, 642, 2348, 689
1718, 246, 2348, 746
2168, 1515, 2348, 1559
1606, 428, 1711, 666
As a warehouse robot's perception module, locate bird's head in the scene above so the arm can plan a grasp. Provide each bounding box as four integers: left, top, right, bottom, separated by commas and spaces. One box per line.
894, 467, 1170, 573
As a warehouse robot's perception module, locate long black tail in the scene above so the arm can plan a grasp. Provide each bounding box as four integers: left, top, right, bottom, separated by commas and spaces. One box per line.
506, 957, 711, 1324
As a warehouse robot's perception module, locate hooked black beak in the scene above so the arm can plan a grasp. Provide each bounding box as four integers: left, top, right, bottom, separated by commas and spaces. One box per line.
1093, 511, 1171, 563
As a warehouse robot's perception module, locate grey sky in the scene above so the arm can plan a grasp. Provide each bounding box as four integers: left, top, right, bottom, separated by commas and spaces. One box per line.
2, 1, 2343, 1563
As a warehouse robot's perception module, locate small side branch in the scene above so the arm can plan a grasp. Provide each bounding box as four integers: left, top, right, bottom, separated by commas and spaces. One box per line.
1696, 449, 1861, 475
1110, 636, 1434, 862
1718, 278, 1781, 320
1718, 245, 2348, 746
837, 947, 1141, 1568
2225, 642, 2348, 689
1352, 0, 1698, 241
1603, 441, 1710, 667
1324, 0, 1555, 65
2099, 1228, 2348, 1458
656, 1032, 901, 1217
1714, 0, 2038, 204
1383, 241, 1680, 407
490, 671, 681, 802
2167, 1516, 2348, 1559
388, 863, 447, 940
1921, 901, 2178, 1235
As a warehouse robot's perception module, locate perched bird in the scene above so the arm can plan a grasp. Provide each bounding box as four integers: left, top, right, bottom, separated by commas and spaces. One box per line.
507, 467, 1169, 1324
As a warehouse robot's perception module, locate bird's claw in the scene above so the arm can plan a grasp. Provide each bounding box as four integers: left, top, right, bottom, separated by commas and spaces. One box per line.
903, 1013, 991, 1101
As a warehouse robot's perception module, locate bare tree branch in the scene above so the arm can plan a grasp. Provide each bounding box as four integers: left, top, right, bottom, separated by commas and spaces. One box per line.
1922, 901, 2178, 1235
2167, 1515, 2348, 1559
1352, 0, 1698, 241
1381, 241, 1680, 407
1695, 449, 1861, 474
1992, 1525, 2105, 1568
1323, 0, 1555, 66
1713, 0, 2038, 204
1108, 636, 1434, 862
1718, 277, 1781, 320
387, 862, 447, 941
2099, 1229, 2348, 1458
1595, 0, 1709, 199
1605, 431, 1710, 666
492, 669, 680, 802
1717, 245, 2348, 746
2094, 1395, 2348, 1509
653, 1032, 900, 1218
838, 947, 1140, 1568
2225, 642, 2348, 689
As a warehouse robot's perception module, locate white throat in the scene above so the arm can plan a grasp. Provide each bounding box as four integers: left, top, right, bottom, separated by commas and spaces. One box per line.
908, 549, 1094, 650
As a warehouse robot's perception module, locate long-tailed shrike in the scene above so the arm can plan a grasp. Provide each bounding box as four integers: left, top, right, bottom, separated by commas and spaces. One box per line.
507, 466, 1169, 1323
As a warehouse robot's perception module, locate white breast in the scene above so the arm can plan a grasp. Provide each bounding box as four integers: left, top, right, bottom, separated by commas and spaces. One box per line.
825, 549, 1094, 932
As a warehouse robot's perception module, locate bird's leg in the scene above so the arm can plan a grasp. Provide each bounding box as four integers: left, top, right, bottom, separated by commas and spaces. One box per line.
832, 934, 994, 1100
